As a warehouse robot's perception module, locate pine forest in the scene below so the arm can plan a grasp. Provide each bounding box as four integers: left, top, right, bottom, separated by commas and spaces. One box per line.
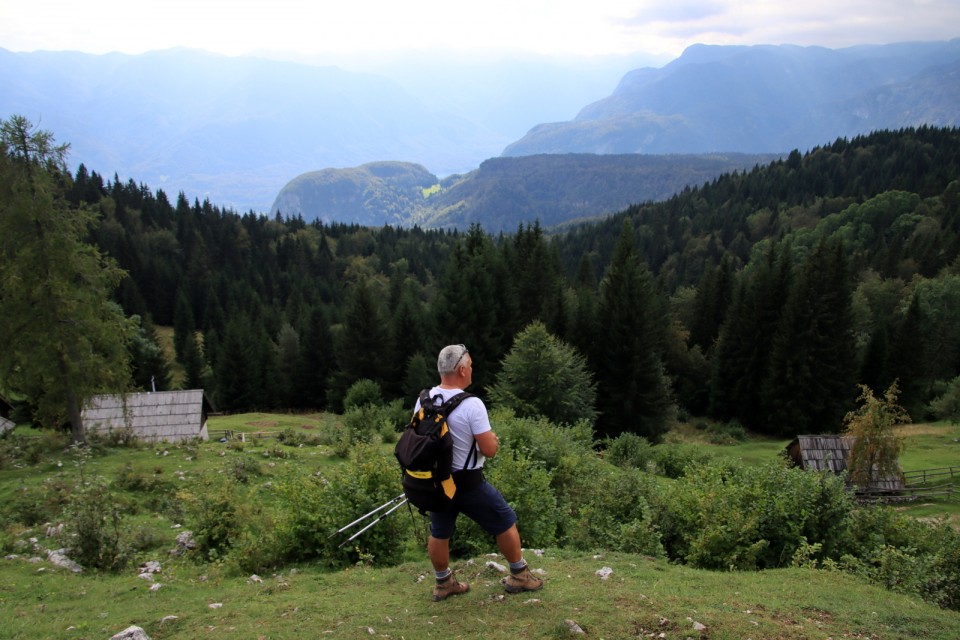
3, 121, 960, 443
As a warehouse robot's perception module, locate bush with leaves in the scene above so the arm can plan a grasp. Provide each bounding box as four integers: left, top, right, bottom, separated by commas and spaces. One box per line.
562, 456, 665, 557
177, 475, 261, 563
492, 409, 593, 471
488, 321, 598, 426
272, 442, 414, 569
60, 470, 131, 572
844, 382, 909, 488
656, 459, 853, 570
5, 475, 73, 526
836, 506, 960, 609
604, 432, 655, 470
343, 378, 383, 410
341, 403, 386, 448
649, 443, 715, 478
929, 375, 960, 422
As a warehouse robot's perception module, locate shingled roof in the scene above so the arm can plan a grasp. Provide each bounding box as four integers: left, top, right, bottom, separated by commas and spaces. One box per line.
82, 390, 212, 443
785, 435, 905, 493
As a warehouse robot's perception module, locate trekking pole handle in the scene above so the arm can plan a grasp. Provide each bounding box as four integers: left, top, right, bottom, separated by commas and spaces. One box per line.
330, 492, 406, 537
340, 498, 409, 547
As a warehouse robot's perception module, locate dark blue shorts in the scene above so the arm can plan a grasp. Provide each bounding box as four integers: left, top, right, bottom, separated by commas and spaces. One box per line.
430, 480, 518, 539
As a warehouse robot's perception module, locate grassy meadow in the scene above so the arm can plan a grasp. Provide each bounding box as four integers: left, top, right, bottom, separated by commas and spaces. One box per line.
0, 414, 957, 639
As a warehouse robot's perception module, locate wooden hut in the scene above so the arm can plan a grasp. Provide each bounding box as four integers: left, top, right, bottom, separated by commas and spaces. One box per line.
82, 390, 212, 443
785, 434, 905, 494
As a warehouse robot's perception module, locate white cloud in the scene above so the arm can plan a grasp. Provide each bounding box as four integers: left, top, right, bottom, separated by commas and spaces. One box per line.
0, 0, 956, 59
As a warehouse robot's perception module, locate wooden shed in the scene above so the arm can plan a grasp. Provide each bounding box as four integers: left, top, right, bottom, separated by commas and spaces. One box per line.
785, 434, 905, 493
82, 390, 212, 443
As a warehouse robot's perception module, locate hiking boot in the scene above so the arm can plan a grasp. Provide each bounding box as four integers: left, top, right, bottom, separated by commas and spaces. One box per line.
432, 574, 470, 601
502, 565, 544, 594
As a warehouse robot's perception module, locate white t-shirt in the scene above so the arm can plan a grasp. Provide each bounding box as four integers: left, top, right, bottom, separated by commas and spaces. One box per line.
413, 386, 491, 470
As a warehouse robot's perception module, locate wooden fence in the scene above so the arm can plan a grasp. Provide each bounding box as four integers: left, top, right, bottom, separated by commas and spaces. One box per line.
208, 429, 279, 442
858, 466, 959, 502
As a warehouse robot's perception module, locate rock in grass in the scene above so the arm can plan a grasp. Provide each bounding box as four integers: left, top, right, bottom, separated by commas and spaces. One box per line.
564, 619, 585, 634
110, 626, 150, 640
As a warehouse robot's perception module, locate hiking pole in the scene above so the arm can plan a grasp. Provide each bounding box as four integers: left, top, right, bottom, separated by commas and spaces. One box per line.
329, 493, 406, 539
338, 497, 408, 547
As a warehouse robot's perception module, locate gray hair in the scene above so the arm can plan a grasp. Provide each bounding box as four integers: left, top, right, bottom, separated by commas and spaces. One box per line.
437, 344, 469, 375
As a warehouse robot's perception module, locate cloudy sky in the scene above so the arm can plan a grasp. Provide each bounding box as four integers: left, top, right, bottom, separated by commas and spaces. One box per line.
2, 0, 958, 60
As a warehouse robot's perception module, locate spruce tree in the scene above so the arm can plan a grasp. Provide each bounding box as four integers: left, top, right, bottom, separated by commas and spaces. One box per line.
709, 242, 792, 431
764, 237, 856, 436
432, 225, 513, 390
297, 306, 334, 410
594, 221, 673, 441
329, 278, 391, 409
488, 321, 597, 426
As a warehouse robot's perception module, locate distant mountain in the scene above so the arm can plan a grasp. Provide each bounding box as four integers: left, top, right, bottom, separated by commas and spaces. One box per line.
0, 48, 504, 212
0, 48, 646, 213
503, 40, 960, 157
272, 162, 439, 227
272, 153, 780, 232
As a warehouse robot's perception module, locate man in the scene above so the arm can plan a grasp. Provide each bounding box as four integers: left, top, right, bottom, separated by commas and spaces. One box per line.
417, 343, 544, 601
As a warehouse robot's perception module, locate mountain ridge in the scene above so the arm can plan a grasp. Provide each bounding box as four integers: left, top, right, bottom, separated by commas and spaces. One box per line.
271, 152, 782, 232
503, 40, 960, 157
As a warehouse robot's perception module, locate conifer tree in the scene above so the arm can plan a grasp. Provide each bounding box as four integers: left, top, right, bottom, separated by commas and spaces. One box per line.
129, 315, 172, 392
274, 322, 301, 408
764, 237, 856, 436
489, 321, 597, 426
689, 254, 734, 353
329, 278, 391, 409
180, 332, 205, 391
433, 225, 514, 390
886, 293, 927, 417
214, 316, 255, 411
509, 221, 564, 333
297, 306, 334, 410
0, 116, 133, 441
173, 288, 196, 363
568, 253, 599, 363
594, 221, 673, 441
709, 242, 792, 430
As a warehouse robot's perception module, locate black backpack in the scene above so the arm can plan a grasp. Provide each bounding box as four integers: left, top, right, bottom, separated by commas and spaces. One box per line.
394, 389, 482, 513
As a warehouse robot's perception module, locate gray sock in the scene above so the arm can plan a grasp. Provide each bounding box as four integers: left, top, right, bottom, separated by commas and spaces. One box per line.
509, 559, 527, 574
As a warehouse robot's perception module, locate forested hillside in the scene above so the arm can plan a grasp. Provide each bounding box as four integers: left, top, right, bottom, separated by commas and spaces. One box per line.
6, 124, 960, 442
270, 152, 780, 231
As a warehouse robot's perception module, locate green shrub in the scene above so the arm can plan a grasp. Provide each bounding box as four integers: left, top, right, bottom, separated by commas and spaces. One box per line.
493, 410, 593, 471
656, 460, 852, 570
5, 474, 74, 526
836, 506, 960, 609
650, 443, 714, 478
929, 375, 960, 422
604, 432, 655, 470
178, 476, 259, 562
229, 456, 263, 483
88, 426, 140, 448
478, 452, 558, 550
61, 474, 131, 572
272, 442, 413, 569
561, 457, 664, 557
8, 430, 71, 465
343, 379, 383, 410
342, 404, 383, 446
706, 420, 748, 444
